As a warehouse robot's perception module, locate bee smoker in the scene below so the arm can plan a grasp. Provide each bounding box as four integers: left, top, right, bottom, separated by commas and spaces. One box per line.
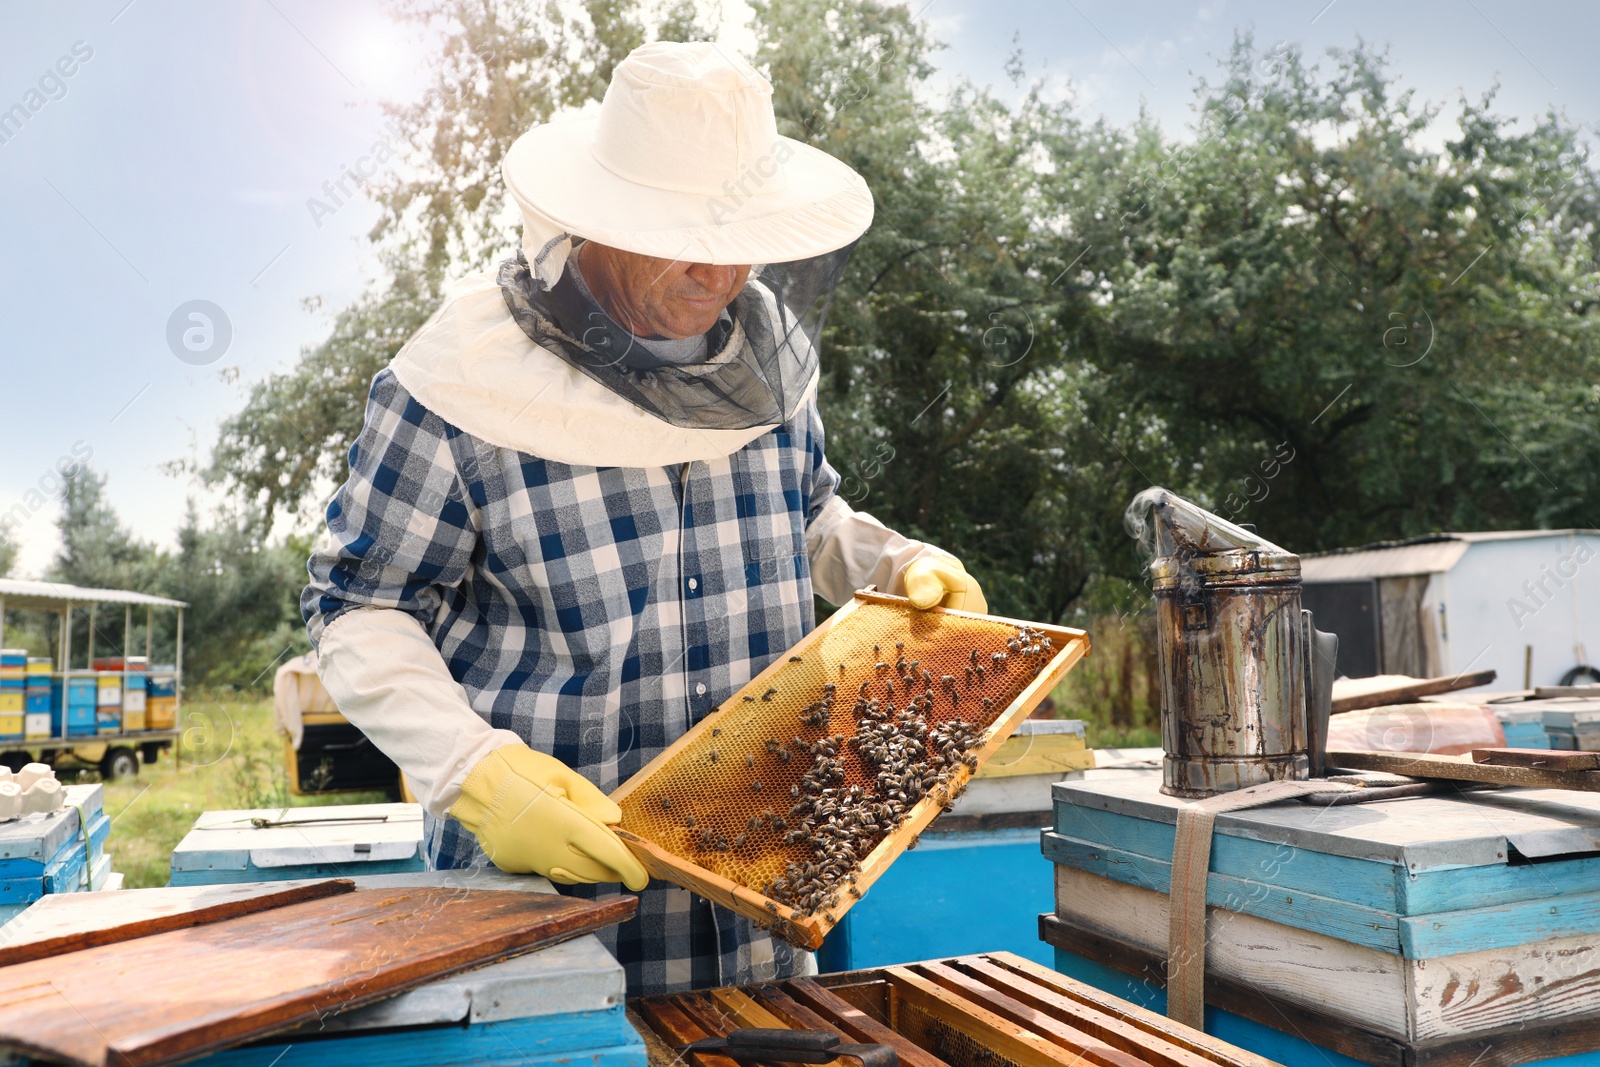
1125, 488, 1339, 798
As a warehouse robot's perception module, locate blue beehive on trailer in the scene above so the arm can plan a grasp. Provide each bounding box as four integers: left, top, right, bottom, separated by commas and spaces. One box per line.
1042, 769, 1600, 1067
167, 803, 427, 886
50, 677, 98, 737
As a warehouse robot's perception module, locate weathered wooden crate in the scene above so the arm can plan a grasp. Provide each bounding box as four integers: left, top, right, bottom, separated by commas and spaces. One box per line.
614, 591, 1089, 950
0, 870, 645, 1067
167, 803, 425, 886
632, 950, 1279, 1067
1043, 771, 1600, 1067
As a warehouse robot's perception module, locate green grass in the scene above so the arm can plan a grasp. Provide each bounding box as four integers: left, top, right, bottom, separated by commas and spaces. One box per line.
76, 693, 388, 889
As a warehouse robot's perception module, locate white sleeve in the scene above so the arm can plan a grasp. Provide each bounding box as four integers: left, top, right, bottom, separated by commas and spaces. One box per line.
804, 495, 957, 607
316, 606, 525, 818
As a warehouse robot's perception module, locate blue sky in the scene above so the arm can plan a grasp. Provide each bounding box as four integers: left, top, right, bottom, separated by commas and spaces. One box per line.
1, 0, 1594, 576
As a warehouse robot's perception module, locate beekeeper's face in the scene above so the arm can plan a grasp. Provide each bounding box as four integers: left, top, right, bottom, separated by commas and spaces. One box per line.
581, 242, 752, 340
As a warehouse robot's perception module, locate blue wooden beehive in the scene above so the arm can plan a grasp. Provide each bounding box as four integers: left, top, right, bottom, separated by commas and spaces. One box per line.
0, 783, 115, 925
1043, 770, 1600, 1067
167, 803, 427, 886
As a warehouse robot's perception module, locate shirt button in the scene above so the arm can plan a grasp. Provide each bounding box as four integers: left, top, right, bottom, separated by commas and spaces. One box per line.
687, 578, 699, 590
696, 683, 707, 696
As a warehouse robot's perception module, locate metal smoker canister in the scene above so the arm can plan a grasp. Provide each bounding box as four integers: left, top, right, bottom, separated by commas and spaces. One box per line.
1127, 488, 1310, 798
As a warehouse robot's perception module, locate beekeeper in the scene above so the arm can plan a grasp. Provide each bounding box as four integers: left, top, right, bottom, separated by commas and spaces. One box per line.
303, 41, 986, 994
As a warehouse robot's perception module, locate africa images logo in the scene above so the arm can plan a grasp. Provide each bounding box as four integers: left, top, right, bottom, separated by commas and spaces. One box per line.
0, 41, 93, 147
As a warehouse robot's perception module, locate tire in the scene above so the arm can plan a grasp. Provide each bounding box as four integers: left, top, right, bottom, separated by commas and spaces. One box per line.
100, 746, 139, 780
0, 752, 30, 774
1560, 665, 1600, 687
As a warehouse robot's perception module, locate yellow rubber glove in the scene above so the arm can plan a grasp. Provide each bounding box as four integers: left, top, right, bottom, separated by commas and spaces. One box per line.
449, 745, 649, 890
903, 555, 988, 613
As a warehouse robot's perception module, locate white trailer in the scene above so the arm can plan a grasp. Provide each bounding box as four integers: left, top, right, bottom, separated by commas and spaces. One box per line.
1300, 530, 1600, 691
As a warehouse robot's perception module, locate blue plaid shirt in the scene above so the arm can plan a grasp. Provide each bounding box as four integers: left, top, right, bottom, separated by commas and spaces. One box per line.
303, 367, 832, 993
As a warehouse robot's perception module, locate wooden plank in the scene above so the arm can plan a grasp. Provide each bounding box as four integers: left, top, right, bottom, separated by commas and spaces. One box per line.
883, 963, 1088, 1067
784, 979, 951, 1067
0, 878, 353, 966
0, 886, 635, 1067
1534, 686, 1600, 700
909, 960, 1152, 1067
1332, 671, 1497, 714
1039, 914, 1410, 1067
612, 591, 1089, 949
972, 954, 1280, 1067
1327, 749, 1600, 790
1472, 748, 1600, 771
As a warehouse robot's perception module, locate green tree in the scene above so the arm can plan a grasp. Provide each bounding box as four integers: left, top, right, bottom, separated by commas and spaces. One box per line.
202, 7, 1600, 630
1063, 38, 1600, 568
44, 469, 309, 688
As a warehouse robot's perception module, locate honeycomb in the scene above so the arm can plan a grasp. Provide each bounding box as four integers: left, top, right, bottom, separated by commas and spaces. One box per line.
617, 601, 1063, 903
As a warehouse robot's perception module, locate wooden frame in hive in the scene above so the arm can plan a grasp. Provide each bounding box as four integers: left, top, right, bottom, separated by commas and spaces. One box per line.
611, 590, 1090, 949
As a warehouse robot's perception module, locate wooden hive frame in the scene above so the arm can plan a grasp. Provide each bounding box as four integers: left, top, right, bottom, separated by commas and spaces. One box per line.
611, 590, 1090, 949
631, 950, 1279, 1067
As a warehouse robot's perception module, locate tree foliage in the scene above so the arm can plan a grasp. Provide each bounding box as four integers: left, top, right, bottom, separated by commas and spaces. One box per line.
40, 469, 310, 689
203, 2, 1600, 626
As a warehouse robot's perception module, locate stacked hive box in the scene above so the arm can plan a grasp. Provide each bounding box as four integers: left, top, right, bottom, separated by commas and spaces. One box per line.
0, 651, 22, 739
1042, 770, 1600, 1067
94, 671, 121, 734
146, 668, 177, 730
1494, 706, 1552, 749
50, 676, 97, 737
0, 783, 118, 927
23, 659, 51, 739
167, 803, 427, 886
93, 657, 149, 733
1543, 700, 1600, 750
122, 673, 146, 731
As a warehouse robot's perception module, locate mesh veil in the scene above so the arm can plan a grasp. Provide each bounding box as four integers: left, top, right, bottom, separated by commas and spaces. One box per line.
497, 241, 855, 431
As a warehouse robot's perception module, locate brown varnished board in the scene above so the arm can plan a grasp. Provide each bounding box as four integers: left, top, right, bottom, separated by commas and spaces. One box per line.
612, 591, 1090, 949
0, 887, 636, 1067
0, 879, 355, 967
